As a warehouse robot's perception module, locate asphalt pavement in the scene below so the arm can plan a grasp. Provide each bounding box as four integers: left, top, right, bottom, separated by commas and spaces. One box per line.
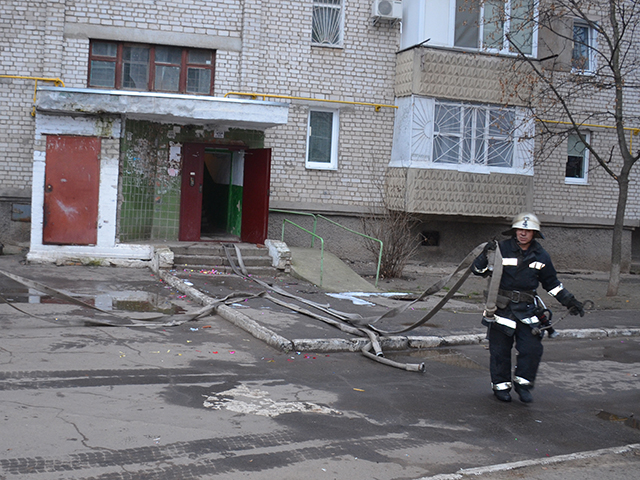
1, 252, 639, 479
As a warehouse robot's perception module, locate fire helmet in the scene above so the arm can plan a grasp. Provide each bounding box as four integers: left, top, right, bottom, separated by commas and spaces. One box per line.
502, 212, 544, 238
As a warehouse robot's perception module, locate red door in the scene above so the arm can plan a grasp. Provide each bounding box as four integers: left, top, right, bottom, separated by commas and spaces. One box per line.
43, 135, 100, 245
179, 143, 205, 241
241, 148, 271, 244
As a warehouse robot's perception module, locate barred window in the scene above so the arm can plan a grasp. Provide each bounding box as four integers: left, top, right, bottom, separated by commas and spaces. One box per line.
433, 101, 516, 167
312, 0, 344, 47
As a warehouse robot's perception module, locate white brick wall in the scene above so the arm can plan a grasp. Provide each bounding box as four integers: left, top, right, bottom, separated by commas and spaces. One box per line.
2, 0, 637, 234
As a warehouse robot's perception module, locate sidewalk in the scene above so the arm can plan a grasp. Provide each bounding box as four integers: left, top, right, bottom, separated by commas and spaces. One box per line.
2, 252, 639, 355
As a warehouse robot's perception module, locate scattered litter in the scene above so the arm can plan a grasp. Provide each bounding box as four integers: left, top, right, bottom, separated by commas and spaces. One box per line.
353, 388, 365, 392
327, 291, 410, 305
190, 327, 198, 331
184, 281, 193, 286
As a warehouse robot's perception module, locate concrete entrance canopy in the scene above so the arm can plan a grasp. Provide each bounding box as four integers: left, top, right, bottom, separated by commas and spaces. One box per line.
28, 87, 289, 268
35, 87, 289, 128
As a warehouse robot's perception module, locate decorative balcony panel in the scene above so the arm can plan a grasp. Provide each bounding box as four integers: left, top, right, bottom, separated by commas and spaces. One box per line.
386, 167, 532, 217
395, 47, 532, 106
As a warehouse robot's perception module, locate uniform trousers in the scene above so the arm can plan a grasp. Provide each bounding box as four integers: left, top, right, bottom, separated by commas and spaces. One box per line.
488, 320, 544, 389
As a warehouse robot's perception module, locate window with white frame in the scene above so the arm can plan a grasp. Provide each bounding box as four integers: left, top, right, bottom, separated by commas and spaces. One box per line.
572, 20, 597, 72
433, 101, 516, 168
306, 109, 339, 169
312, 0, 343, 47
454, 0, 536, 55
566, 133, 589, 184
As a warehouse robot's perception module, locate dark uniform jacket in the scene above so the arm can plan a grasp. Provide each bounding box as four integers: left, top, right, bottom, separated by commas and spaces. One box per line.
472, 237, 575, 335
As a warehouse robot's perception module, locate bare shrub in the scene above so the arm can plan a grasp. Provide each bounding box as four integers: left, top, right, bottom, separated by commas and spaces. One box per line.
361, 209, 421, 279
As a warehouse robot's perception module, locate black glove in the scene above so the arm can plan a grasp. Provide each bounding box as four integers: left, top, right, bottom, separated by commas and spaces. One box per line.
567, 297, 585, 317
472, 252, 489, 273
482, 240, 497, 254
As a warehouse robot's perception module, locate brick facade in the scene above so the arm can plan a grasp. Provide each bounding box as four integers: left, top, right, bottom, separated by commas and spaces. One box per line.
1, 0, 638, 269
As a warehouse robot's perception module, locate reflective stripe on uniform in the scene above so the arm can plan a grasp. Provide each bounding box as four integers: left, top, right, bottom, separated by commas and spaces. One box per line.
529, 261, 545, 270
493, 382, 513, 391
514, 376, 533, 386
503, 258, 518, 266
495, 315, 517, 330
548, 284, 564, 297
520, 315, 540, 325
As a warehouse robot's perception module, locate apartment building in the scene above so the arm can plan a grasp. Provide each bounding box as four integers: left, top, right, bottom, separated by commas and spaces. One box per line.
0, 0, 637, 270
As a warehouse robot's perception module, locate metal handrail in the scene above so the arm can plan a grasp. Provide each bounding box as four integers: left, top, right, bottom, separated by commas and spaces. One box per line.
271, 209, 318, 245
271, 208, 383, 288
281, 218, 325, 287
224, 92, 397, 112
0, 75, 65, 116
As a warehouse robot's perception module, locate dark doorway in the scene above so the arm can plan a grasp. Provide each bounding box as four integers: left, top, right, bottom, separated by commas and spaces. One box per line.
179, 144, 271, 244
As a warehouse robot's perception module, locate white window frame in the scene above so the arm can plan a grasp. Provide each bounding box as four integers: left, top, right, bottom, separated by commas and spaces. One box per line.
452, 0, 538, 57
565, 132, 590, 185
572, 19, 597, 74
306, 108, 340, 170
311, 0, 344, 48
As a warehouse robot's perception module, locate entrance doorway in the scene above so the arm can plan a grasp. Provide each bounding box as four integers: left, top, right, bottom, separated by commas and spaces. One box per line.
43, 135, 100, 245
179, 144, 271, 244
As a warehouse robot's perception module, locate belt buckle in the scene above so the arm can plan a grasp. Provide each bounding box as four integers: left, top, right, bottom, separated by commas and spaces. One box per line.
512, 290, 521, 302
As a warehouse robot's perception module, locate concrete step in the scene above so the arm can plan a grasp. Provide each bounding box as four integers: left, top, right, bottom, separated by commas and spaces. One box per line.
170, 244, 268, 256
173, 254, 273, 267
173, 264, 279, 276
168, 242, 276, 274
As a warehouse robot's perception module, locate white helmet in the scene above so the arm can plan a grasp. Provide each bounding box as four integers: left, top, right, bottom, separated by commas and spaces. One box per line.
503, 212, 544, 238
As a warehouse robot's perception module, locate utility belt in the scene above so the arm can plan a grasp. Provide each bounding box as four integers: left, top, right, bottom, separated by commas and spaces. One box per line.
497, 289, 537, 304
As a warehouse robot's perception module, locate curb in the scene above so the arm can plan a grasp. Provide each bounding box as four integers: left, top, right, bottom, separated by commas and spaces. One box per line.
414, 443, 640, 479
159, 271, 640, 353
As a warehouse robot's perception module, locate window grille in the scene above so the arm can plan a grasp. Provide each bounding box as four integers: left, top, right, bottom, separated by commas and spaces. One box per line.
312, 0, 343, 46
433, 101, 515, 167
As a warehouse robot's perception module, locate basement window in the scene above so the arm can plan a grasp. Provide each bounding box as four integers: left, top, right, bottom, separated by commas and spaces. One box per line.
88, 41, 216, 95
421, 231, 440, 246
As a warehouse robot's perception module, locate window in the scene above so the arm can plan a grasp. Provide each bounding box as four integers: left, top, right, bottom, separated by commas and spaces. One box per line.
454, 0, 536, 55
566, 133, 589, 184
88, 41, 215, 95
312, 0, 343, 46
433, 101, 516, 167
572, 20, 596, 72
306, 109, 339, 169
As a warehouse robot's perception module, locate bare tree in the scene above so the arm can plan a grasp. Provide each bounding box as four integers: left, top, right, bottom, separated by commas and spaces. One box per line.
501, 0, 640, 295
360, 169, 421, 279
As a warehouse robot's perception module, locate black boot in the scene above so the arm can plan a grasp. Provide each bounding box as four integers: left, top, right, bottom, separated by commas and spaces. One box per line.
494, 390, 512, 402
514, 384, 533, 403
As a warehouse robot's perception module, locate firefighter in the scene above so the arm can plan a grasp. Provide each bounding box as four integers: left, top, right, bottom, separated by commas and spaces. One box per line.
472, 213, 585, 403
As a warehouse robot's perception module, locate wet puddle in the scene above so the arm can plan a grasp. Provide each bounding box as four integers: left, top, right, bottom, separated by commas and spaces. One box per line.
387, 348, 484, 370
597, 410, 640, 431
1, 288, 184, 314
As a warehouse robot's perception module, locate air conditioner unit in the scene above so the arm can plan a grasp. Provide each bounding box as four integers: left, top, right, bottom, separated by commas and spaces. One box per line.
372, 0, 402, 20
